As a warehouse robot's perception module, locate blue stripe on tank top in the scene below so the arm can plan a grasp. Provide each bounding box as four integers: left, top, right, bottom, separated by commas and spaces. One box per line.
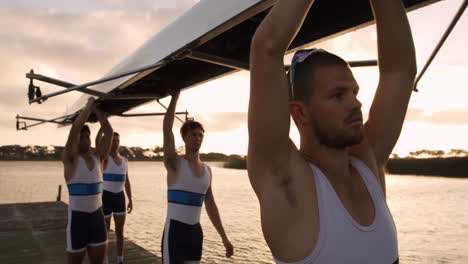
168, 190, 205, 207
67, 182, 103, 196
103, 173, 126, 182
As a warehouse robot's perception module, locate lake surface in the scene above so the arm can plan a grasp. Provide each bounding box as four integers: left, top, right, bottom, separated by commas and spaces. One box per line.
0, 161, 467, 263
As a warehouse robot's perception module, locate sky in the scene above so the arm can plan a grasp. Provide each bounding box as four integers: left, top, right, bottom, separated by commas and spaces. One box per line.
1, 0, 467, 156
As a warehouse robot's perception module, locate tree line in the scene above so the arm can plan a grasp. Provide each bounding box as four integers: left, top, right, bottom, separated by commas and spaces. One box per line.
0, 145, 241, 162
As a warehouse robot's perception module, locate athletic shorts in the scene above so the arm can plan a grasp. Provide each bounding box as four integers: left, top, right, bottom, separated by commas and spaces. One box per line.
162, 219, 203, 263
102, 190, 126, 217
66, 207, 107, 253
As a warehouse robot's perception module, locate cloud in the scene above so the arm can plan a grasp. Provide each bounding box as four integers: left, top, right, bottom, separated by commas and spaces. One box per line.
354, 108, 468, 126
102, 112, 247, 134
195, 112, 247, 132
405, 108, 468, 125
0, 8, 187, 77
0, 0, 198, 14
0, 114, 16, 130
408, 0, 468, 66
421, 110, 468, 125
0, 4, 192, 131
316, 27, 377, 61
309, 0, 468, 66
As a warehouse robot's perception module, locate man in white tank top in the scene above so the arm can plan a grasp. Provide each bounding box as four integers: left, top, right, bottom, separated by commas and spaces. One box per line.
96, 130, 133, 264
63, 97, 114, 263
248, 0, 416, 263
161, 91, 234, 263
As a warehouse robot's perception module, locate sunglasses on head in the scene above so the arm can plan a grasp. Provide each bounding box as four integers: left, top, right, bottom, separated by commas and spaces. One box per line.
289, 48, 327, 100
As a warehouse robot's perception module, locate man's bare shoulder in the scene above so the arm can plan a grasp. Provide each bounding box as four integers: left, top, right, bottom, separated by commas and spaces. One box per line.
62, 152, 77, 167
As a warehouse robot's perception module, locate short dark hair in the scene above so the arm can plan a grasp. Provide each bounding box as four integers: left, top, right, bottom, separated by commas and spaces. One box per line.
80, 125, 90, 135
288, 51, 348, 102
113, 132, 120, 137
180, 120, 205, 138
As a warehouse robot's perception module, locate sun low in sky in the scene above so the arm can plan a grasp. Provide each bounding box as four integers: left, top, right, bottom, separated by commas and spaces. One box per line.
1, 0, 467, 156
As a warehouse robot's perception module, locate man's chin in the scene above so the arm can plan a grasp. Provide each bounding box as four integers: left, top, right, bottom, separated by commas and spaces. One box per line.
331, 131, 364, 149
79, 148, 91, 155
347, 133, 364, 146
187, 146, 201, 152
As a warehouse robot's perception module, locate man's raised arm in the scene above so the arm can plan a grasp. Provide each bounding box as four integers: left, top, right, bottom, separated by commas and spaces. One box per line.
248, 0, 316, 184
94, 107, 113, 160
163, 92, 180, 171
63, 98, 95, 168
365, 0, 417, 165
95, 127, 104, 153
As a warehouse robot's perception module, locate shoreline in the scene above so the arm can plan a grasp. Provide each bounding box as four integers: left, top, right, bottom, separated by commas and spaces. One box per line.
2, 153, 468, 178
223, 156, 468, 178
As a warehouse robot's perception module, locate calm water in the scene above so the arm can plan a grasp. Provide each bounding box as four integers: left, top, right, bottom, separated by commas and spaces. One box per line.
0, 161, 467, 263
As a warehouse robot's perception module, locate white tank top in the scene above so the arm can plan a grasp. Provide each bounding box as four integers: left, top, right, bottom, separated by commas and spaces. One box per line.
166, 158, 210, 225
67, 155, 103, 213
275, 157, 399, 264
103, 156, 127, 193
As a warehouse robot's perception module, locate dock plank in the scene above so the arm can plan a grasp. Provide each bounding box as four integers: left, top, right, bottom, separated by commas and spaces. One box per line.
0, 202, 161, 264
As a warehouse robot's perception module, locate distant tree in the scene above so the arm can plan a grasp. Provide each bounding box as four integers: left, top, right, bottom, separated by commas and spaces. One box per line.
154, 146, 163, 156
129, 147, 145, 159
224, 155, 247, 170
409, 149, 445, 158
201, 153, 228, 161
448, 149, 468, 156
119, 146, 133, 158
54, 146, 65, 159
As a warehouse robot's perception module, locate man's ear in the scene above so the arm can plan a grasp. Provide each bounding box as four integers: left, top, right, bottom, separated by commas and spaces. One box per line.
290, 101, 309, 126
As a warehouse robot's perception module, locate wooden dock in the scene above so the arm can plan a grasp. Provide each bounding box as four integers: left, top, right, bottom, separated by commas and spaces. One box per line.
0, 202, 161, 264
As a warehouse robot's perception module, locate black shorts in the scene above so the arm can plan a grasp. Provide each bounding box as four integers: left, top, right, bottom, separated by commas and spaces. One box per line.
102, 190, 126, 217
162, 219, 203, 263
66, 208, 107, 253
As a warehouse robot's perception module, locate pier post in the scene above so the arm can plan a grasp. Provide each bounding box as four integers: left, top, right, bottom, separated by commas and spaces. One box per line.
56, 185, 62, 202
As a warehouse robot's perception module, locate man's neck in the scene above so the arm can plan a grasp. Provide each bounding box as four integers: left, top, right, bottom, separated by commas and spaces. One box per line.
110, 150, 119, 158
300, 140, 351, 183
79, 149, 92, 158
184, 150, 200, 163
